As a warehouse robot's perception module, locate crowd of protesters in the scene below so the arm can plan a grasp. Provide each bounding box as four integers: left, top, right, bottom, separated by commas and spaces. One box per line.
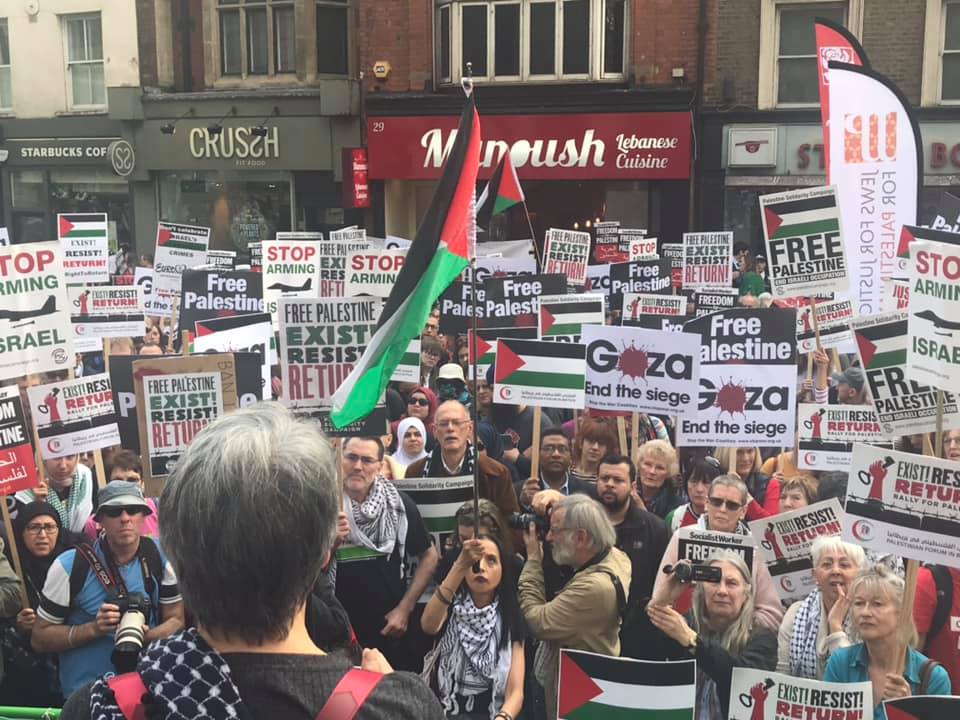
0, 268, 956, 718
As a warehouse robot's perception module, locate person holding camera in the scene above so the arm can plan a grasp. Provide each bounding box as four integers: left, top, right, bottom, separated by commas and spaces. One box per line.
647, 553, 777, 720
518, 494, 631, 720
31, 481, 184, 697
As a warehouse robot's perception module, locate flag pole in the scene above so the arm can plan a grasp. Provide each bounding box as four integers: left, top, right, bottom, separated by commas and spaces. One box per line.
521, 200, 544, 269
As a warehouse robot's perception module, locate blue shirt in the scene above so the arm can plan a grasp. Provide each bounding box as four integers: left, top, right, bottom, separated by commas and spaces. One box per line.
823, 643, 952, 720
38, 538, 181, 696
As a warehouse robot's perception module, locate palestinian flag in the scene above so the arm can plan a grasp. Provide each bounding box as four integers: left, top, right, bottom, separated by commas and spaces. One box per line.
58, 213, 108, 241
331, 96, 481, 427
762, 190, 840, 240
558, 650, 695, 720
539, 294, 605, 338
476, 153, 524, 228
855, 315, 907, 369
390, 338, 421, 383
897, 224, 960, 260
884, 695, 960, 720
467, 330, 496, 379
156, 223, 209, 253
494, 338, 586, 409
401, 476, 474, 535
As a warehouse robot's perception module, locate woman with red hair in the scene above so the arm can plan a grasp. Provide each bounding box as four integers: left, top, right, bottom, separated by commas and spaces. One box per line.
570, 416, 620, 483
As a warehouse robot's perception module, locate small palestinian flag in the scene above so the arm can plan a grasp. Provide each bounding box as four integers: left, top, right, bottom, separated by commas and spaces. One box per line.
156, 222, 209, 253
390, 338, 421, 383
761, 188, 840, 240
539, 293, 605, 339
58, 213, 108, 242
558, 649, 695, 720
897, 224, 960, 260
884, 695, 960, 720
494, 338, 586, 410
467, 330, 496, 380
401, 476, 474, 535
476, 153, 524, 228
855, 315, 907, 369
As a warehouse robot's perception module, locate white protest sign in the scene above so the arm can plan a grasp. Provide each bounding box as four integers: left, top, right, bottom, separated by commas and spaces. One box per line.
760, 185, 848, 298
344, 249, 406, 297
0, 228, 8, 246
795, 298, 856, 353
907, 238, 960, 390
748, 499, 845, 604
68, 285, 145, 343
153, 222, 211, 300
622, 230, 657, 261
538, 293, 605, 341
543, 229, 591, 286
58, 213, 109, 284
622, 293, 685, 319
682, 232, 732, 289
329, 227, 365, 244
194, 312, 275, 397
728, 669, 870, 720
797, 403, 887, 471
263, 239, 322, 321
585, 263, 611, 296
582, 325, 699, 417
494, 338, 586, 410
390, 338, 421, 383
27, 374, 121, 459
880, 279, 910, 312
135, 267, 173, 318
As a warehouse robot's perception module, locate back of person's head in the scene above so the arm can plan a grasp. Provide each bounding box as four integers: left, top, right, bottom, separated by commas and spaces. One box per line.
691, 550, 755, 653
684, 455, 723, 485
161, 402, 338, 645
557, 494, 616, 554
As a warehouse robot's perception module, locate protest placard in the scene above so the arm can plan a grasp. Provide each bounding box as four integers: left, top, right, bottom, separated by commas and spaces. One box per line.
907, 238, 960, 389
466, 256, 537, 283
248, 242, 263, 271
479, 273, 566, 331
748, 499, 844, 604
134, 267, 172, 318
675, 526, 754, 571
179, 270, 265, 342
683, 232, 732, 289
796, 403, 887, 470
494, 338, 586, 410
621, 314, 688, 333
312, 236, 374, 297
263, 239, 322, 318
881, 279, 910, 312
844, 444, 960, 567
194, 312, 275, 397
538, 293, 604, 342
795, 298, 856, 353
678, 308, 797, 447
693, 287, 737, 317
896, 224, 960, 281
0, 386, 38, 495
728, 669, 871, 720
583, 325, 699, 417
295, 405, 389, 439
544, 229, 591, 286
279, 297, 380, 409
0, 242, 74, 380
760, 186, 848, 298
622, 293, 685, 319
396, 475, 474, 546
329, 227, 364, 244
390, 338, 421, 383
205, 250, 237, 270
0, 228, 8, 247
384, 235, 412, 251
68, 286, 145, 349
884, 696, 960, 719
57, 213, 109, 284
592, 221, 623, 263
27, 374, 120, 459
623, 231, 657, 261
662, 242, 684, 289
585, 263, 612, 295
153, 222, 211, 301
609, 259, 672, 309
344, 249, 406, 297
853, 311, 960, 437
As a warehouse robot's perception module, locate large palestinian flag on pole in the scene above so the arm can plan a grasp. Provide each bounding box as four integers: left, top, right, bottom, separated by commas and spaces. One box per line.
331, 96, 481, 427
476, 153, 524, 228
558, 650, 695, 720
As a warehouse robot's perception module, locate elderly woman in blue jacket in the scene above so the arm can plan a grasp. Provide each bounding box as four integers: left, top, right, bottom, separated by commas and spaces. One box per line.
824, 564, 951, 720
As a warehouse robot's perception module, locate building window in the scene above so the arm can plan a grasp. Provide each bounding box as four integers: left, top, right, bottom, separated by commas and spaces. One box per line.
436, 0, 628, 83
942, 1, 960, 100
775, 3, 845, 105
64, 13, 105, 108
317, 1, 349, 74
0, 19, 11, 110
217, 0, 295, 77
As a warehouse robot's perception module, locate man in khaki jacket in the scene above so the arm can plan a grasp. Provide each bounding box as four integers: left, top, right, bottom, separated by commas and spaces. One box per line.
519, 494, 632, 720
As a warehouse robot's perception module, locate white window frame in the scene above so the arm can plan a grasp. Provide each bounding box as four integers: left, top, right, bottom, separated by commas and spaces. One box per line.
921, 0, 960, 105
63, 13, 106, 111
0, 18, 11, 112
436, 0, 628, 85
215, 0, 296, 79
757, 0, 863, 110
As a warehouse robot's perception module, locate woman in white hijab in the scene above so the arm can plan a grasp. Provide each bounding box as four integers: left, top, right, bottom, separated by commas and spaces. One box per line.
393, 416, 428, 468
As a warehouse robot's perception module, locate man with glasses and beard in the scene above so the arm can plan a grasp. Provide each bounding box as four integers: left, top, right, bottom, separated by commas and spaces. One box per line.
335, 437, 438, 672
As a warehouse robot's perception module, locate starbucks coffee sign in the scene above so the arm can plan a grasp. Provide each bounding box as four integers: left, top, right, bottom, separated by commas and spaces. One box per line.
188, 126, 280, 165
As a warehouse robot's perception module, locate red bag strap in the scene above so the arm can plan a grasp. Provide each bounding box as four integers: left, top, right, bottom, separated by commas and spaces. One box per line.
106, 672, 149, 720
315, 668, 384, 720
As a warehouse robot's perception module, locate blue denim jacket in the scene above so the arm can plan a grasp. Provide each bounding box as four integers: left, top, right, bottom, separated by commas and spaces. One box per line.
823, 643, 952, 720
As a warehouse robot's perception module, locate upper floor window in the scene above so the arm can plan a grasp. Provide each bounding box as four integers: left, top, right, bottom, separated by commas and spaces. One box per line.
435, 0, 627, 84
942, 1, 960, 100
775, 2, 846, 105
0, 19, 11, 111
64, 13, 105, 109
317, 1, 349, 74
218, 0, 295, 77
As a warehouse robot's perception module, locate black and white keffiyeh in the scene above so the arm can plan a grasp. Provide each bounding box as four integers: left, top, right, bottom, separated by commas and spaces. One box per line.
789, 589, 822, 679
345, 477, 408, 565
423, 443, 476, 478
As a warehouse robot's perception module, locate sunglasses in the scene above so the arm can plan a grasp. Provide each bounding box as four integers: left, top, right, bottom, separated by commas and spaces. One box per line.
100, 505, 146, 518
408, 397, 430, 406
708, 497, 743, 512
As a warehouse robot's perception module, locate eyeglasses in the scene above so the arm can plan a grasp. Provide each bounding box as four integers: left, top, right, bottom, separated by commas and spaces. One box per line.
25, 523, 58, 535
100, 506, 146, 518
408, 397, 430, 406
542, 445, 571, 455
436, 419, 470, 429
344, 453, 380, 466
708, 497, 743, 512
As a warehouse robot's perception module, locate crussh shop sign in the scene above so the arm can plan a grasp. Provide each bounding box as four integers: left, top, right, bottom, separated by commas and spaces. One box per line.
189, 126, 279, 161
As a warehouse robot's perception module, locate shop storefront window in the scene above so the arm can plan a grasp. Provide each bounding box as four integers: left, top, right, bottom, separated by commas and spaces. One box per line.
0, 19, 11, 111
158, 171, 292, 257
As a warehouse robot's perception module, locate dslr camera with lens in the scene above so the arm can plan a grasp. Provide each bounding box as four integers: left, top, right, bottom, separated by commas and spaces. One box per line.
110, 592, 150, 672
664, 563, 723, 584
508, 512, 550, 534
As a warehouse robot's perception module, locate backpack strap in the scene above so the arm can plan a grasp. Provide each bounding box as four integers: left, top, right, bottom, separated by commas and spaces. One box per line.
106, 672, 149, 720
596, 569, 627, 616
919, 658, 944, 695
927, 565, 954, 644
315, 668, 384, 720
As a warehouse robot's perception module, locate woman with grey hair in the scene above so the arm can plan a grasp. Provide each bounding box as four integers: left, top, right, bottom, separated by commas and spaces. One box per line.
62, 403, 444, 720
777, 537, 865, 679
824, 565, 951, 719
647, 552, 777, 720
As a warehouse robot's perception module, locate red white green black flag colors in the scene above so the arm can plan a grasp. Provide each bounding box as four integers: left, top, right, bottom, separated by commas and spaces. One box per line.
476, 152, 524, 228
330, 96, 481, 427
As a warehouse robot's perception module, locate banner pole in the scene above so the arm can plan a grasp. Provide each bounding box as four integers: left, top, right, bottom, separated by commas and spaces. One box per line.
167, 296, 180, 354
530, 407, 542, 481
935, 390, 945, 458
470, 256, 481, 539
616, 417, 628, 459
181, 331, 190, 358
630, 412, 640, 457
1, 500, 29, 609
521, 201, 544, 269
809, 297, 823, 351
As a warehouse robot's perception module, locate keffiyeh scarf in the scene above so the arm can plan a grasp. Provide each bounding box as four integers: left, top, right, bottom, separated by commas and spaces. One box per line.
45, 469, 86, 530
789, 589, 822, 679
423, 443, 476, 477
345, 477, 408, 568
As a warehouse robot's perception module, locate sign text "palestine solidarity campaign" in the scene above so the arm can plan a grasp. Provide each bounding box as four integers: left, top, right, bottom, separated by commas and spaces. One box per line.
366, 113, 692, 180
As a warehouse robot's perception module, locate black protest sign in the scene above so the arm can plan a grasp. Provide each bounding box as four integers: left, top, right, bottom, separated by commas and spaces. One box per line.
439, 274, 566, 333
678, 308, 797, 447
179, 270, 265, 341
608, 259, 672, 310
294, 405, 389, 439
676, 527, 754, 572
919, 190, 960, 232
694, 288, 737, 317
